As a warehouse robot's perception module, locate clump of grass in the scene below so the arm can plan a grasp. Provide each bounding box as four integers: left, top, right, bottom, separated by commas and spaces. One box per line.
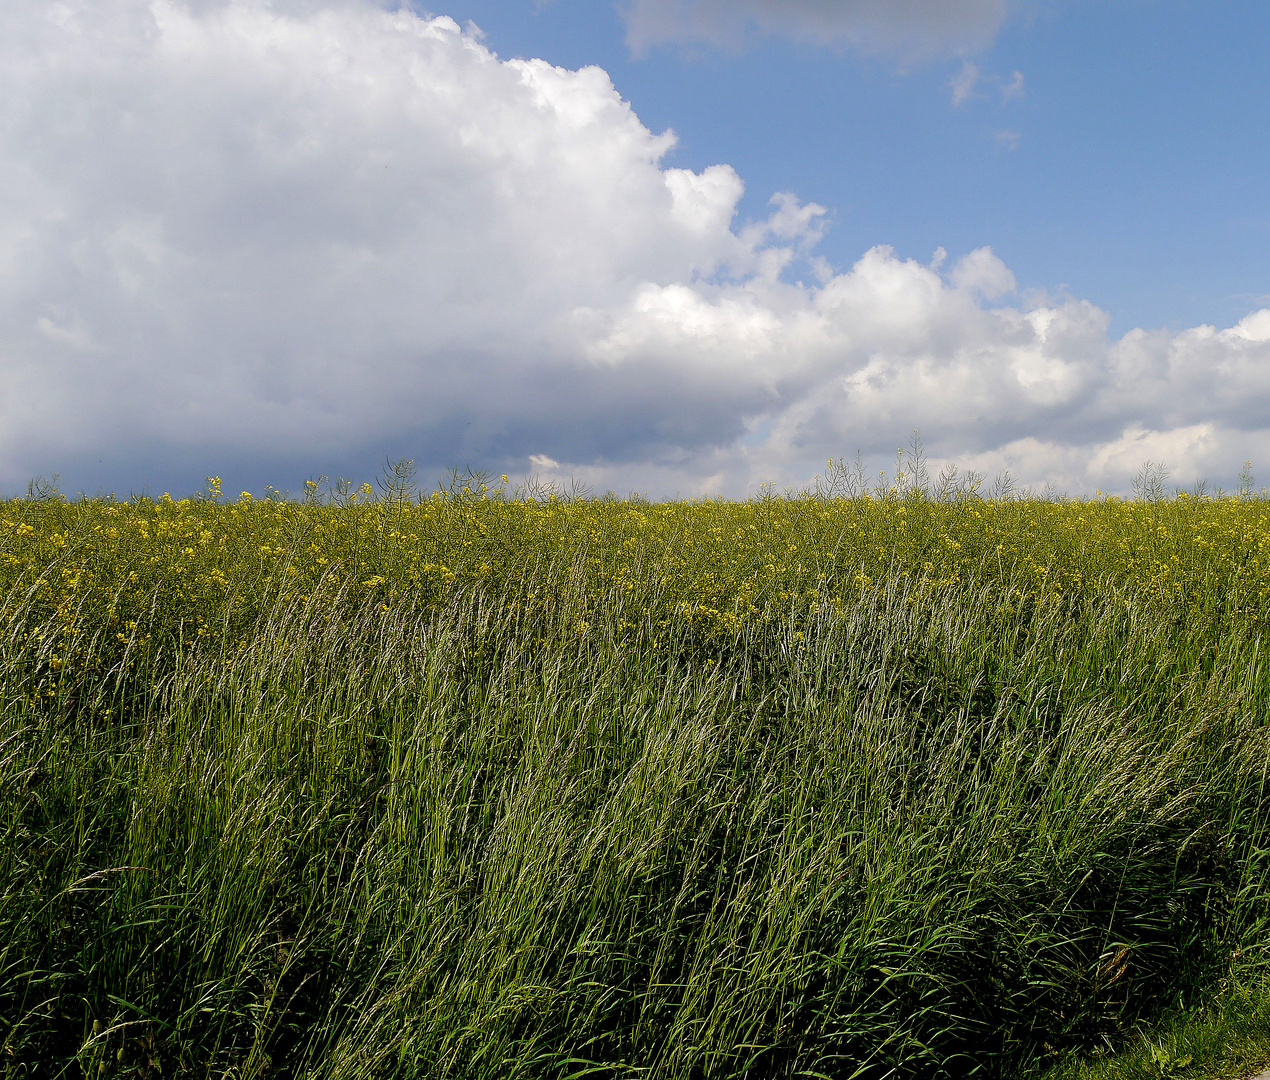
1, 481, 1268, 1077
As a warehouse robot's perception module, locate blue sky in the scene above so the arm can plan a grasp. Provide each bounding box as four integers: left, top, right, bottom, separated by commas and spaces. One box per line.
445, 0, 1269, 337
3, 0, 1269, 498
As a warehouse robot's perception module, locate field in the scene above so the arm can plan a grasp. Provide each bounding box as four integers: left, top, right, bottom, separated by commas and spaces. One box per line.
2, 467, 1269, 1078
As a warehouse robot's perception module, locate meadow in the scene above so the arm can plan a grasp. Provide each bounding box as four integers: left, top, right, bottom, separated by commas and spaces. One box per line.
2, 462, 1269, 1078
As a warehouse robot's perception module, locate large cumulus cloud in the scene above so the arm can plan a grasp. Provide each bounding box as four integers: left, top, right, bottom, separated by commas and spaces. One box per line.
2, 0, 789, 485
2, 0, 1269, 498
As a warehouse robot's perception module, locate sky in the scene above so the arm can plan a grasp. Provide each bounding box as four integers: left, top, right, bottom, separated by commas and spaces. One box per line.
3, 0, 1268, 499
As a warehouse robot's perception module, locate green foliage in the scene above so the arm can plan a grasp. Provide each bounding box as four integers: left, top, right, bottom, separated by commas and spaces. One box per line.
1, 483, 1269, 1077
1045, 972, 1270, 1080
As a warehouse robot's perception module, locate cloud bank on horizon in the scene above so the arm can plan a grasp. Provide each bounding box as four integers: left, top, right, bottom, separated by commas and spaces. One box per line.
4, 0, 1269, 499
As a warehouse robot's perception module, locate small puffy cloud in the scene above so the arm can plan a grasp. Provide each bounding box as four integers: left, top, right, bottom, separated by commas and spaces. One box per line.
621, 0, 1010, 60
3, 0, 1270, 501
950, 61, 1024, 109
1000, 70, 1024, 100
950, 247, 1017, 299
950, 61, 980, 106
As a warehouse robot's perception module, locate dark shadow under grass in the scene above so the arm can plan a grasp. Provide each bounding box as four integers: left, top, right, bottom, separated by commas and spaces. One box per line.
1034, 972, 1270, 1080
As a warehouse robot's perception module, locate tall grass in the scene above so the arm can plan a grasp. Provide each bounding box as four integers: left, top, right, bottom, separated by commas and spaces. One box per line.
1, 486, 1268, 1077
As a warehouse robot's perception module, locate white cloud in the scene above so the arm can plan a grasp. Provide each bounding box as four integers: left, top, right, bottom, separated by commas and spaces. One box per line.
950, 61, 1024, 109
950, 61, 980, 106
621, 0, 1010, 59
3, 0, 1270, 500
949, 246, 1016, 299
1230, 309, 1270, 342
1, 0, 786, 483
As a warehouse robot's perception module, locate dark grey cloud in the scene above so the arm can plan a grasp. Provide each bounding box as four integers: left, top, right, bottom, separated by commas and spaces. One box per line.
621, 0, 1011, 59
